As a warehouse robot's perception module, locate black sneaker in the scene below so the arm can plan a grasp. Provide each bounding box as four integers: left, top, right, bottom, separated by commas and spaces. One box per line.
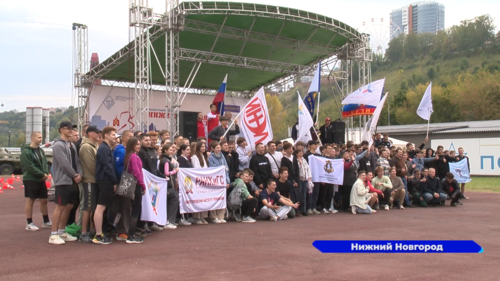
79, 233, 92, 244
126, 235, 144, 244
92, 234, 112, 245
302, 211, 309, 216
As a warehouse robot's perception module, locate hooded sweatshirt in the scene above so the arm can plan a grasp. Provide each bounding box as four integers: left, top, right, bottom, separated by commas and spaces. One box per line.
79, 137, 97, 183
20, 144, 49, 182
114, 143, 126, 179
52, 137, 83, 186
208, 152, 230, 184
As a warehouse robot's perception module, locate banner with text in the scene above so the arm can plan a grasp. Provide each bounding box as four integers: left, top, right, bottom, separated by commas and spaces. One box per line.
308, 155, 344, 185
141, 169, 169, 225
178, 166, 227, 214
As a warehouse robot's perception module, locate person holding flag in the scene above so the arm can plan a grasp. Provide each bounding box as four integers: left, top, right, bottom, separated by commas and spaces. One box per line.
208, 74, 227, 142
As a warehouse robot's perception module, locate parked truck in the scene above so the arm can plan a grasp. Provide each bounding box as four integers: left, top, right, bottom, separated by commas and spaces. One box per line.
0, 146, 53, 175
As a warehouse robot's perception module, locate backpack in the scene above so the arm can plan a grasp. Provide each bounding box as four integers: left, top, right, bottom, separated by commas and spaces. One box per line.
227, 183, 243, 212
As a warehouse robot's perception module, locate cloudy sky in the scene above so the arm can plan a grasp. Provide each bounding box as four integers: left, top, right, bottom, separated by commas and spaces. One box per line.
0, 0, 498, 112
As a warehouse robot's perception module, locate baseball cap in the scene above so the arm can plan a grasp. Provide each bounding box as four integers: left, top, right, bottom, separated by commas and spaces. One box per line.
59, 121, 77, 130
86, 125, 101, 134
325, 118, 331, 121
307, 140, 320, 146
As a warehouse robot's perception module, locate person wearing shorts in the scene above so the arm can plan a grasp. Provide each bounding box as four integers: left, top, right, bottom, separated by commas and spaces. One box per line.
20, 132, 51, 231
78, 125, 101, 243
49, 121, 83, 245
93, 126, 119, 244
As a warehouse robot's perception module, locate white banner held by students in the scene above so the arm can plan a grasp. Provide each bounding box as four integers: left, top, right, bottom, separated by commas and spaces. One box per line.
449, 158, 472, 183
341, 78, 385, 107
297, 91, 314, 143
239, 87, 273, 150
308, 155, 344, 185
178, 166, 227, 214
141, 169, 169, 225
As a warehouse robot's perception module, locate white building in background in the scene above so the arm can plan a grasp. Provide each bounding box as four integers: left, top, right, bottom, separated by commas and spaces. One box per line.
390, 1, 445, 40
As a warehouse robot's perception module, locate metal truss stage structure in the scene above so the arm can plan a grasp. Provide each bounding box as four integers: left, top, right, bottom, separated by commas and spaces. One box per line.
73, 1, 372, 139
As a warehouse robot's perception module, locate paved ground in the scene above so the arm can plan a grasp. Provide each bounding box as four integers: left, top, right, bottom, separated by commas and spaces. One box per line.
0, 179, 498, 281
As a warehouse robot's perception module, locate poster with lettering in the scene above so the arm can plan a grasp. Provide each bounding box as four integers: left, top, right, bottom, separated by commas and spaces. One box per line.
239, 87, 273, 150
178, 166, 227, 214
308, 155, 344, 185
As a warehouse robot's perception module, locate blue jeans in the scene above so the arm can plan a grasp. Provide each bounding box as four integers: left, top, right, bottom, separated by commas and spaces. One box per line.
423, 192, 447, 203
299, 181, 308, 213
307, 182, 320, 210
401, 177, 412, 206
355, 205, 373, 214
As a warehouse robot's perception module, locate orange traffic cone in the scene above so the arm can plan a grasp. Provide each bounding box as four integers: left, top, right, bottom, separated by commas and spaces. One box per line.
9, 185, 14, 190
16, 176, 20, 182
45, 181, 51, 189
20, 185, 24, 189
0, 178, 4, 183
2, 183, 9, 189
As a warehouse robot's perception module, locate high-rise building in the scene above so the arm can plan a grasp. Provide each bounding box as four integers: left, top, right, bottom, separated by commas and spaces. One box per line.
390, 1, 445, 40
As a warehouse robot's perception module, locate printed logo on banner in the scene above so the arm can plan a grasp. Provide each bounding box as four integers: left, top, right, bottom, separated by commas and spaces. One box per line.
113, 116, 120, 127
183, 176, 194, 194
147, 180, 161, 216
243, 97, 269, 144
324, 160, 335, 173
103, 94, 115, 110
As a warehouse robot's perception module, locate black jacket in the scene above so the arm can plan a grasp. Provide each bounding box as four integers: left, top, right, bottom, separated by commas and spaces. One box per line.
139, 146, 164, 177
177, 156, 193, 168
291, 123, 298, 141
249, 153, 273, 187
408, 176, 424, 194
222, 150, 236, 182
358, 149, 377, 174
422, 176, 443, 194
408, 142, 426, 159
437, 155, 455, 176
281, 156, 299, 184
441, 178, 460, 195
319, 123, 335, 144
95, 142, 118, 184
343, 161, 357, 186
208, 125, 240, 143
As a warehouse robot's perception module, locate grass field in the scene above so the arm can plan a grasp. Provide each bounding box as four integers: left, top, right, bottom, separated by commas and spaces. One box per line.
466, 177, 500, 193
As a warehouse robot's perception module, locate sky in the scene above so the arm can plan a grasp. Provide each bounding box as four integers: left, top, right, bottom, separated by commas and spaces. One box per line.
0, 0, 499, 112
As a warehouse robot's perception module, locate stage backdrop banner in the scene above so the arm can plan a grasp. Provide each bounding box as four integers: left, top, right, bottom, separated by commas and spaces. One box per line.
308, 155, 344, 185
178, 166, 227, 214
141, 169, 169, 225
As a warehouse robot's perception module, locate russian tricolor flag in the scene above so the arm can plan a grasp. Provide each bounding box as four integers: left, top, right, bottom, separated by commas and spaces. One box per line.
213, 74, 227, 115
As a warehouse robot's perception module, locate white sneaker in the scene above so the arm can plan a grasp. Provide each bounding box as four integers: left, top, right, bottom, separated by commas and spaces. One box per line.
280, 215, 288, 220
213, 218, 222, 224
269, 216, 278, 221
242, 216, 256, 223
220, 219, 227, 223
329, 208, 339, 214
26, 223, 39, 231
179, 219, 192, 226
59, 232, 78, 242
312, 209, 320, 215
201, 218, 208, 225
49, 234, 65, 245
194, 219, 204, 225
384, 205, 390, 211
150, 223, 163, 231
164, 223, 177, 229
307, 209, 313, 215
42, 221, 52, 228
322, 208, 329, 214
351, 207, 356, 215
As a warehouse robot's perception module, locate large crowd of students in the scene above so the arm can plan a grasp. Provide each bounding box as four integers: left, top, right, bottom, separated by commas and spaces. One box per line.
20, 109, 470, 245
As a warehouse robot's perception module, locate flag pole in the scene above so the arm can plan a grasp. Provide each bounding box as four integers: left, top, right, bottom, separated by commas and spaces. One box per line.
316, 91, 320, 123
222, 110, 243, 139
426, 111, 431, 138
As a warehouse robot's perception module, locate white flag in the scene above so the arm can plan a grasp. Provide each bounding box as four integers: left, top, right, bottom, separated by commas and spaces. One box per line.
239, 87, 273, 150
341, 78, 385, 107
308, 155, 344, 185
178, 166, 227, 214
297, 91, 314, 143
362, 93, 388, 147
307, 61, 321, 94
417, 82, 433, 120
141, 169, 169, 225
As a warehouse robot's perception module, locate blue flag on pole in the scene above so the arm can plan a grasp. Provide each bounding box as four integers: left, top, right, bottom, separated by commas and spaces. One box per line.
303, 61, 321, 117
449, 158, 471, 183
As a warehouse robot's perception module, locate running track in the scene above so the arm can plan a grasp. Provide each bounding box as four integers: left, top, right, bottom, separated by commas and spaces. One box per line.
0, 180, 498, 280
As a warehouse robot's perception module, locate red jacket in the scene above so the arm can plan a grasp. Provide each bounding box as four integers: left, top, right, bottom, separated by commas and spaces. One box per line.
365, 179, 382, 194
207, 111, 219, 143
197, 120, 206, 138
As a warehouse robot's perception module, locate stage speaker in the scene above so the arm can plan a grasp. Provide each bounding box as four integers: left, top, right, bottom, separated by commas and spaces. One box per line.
179, 111, 198, 142
333, 121, 345, 144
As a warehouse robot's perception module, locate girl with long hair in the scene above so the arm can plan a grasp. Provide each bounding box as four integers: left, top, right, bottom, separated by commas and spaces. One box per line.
207, 141, 230, 223
190, 141, 210, 224
159, 143, 180, 229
